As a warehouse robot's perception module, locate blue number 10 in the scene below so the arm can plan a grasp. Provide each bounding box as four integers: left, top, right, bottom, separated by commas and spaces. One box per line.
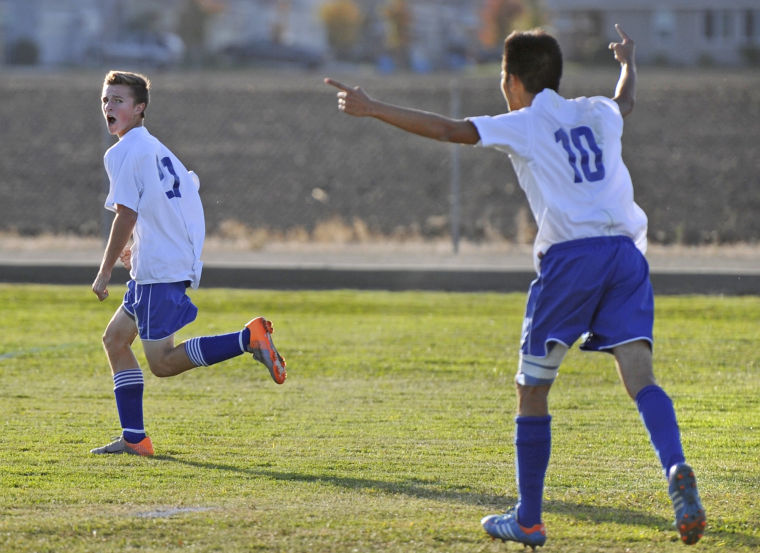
554, 126, 605, 183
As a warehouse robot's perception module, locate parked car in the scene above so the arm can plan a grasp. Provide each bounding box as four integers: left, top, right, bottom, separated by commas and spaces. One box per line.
218, 39, 324, 69
88, 32, 185, 68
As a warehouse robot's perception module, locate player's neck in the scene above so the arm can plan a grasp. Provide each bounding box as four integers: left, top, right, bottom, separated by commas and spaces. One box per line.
118, 121, 144, 139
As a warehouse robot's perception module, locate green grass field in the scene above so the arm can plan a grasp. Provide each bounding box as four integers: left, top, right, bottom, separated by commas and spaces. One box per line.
1, 284, 758, 552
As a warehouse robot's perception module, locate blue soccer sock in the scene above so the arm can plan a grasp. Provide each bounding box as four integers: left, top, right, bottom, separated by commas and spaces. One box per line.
515, 415, 552, 528
636, 385, 686, 476
113, 369, 146, 443
184, 328, 249, 367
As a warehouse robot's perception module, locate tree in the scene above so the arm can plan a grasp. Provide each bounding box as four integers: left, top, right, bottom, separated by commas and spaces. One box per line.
178, 0, 224, 64
479, 0, 524, 48
178, 0, 206, 49
383, 0, 412, 68
319, 0, 363, 59
517, 0, 546, 29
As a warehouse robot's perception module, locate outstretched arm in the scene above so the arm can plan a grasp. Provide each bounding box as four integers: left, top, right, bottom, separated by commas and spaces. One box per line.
324, 78, 480, 145
609, 24, 636, 118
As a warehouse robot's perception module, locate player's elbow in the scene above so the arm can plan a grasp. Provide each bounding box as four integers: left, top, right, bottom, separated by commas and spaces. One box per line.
615, 96, 635, 118
438, 120, 480, 145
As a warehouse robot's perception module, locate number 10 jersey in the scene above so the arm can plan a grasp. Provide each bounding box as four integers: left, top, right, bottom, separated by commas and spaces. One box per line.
468, 88, 647, 273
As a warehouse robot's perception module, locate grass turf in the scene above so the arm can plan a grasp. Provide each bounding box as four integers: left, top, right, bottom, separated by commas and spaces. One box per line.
0, 284, 758, 552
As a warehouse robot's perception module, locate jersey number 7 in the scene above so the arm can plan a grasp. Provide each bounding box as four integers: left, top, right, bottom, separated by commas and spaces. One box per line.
157, 156, 182, 199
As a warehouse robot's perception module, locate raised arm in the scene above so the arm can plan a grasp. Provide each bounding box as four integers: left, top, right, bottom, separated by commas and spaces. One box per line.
324, 78, 480, 145
609, 24, 636, 118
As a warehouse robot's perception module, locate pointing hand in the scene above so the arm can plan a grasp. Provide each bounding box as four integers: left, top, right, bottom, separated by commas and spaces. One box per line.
324, 78, 375, 117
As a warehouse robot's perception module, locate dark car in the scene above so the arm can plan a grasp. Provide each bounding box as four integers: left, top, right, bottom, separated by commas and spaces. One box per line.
87, 32, 185, 68
219, 39, 324, 69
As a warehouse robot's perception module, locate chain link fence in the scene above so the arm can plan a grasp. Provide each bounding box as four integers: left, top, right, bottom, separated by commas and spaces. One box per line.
1, 67, 759, 249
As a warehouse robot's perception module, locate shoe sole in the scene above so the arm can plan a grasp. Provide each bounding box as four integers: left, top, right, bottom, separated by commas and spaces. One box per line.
248, 318, 287, 384
671, 465, 706, 545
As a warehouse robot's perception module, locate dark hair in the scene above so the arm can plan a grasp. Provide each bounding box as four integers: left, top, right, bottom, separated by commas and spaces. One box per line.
103, 71, 150, 118
503, 30, 562, 94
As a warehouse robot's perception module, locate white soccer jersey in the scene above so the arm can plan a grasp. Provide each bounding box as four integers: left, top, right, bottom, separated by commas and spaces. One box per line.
469, 88, 647, 272
104, 126, 205, 288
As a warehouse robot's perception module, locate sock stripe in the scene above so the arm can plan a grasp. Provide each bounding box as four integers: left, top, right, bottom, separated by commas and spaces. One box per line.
185, 337, 208, 366
113, 369, 144, 390
122, 427, 145, 434
114, 376, 143, 386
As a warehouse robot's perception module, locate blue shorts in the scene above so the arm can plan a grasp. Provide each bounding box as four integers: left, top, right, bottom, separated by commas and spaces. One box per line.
122, 280, 198, 341
521, 236, 653, 357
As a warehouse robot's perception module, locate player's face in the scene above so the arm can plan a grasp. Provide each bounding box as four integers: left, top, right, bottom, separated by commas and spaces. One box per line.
102, 84, 144, 138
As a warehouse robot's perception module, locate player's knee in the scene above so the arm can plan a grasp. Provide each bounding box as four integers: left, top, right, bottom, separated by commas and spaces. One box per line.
146, 357, 173, 378
516, 343, 568, 387
516, 381, 551, 397
147, 362, 172, 378
102, 327, 127, 354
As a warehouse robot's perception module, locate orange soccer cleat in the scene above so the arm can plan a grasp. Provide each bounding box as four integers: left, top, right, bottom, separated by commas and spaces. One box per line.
245, 317, 287, 384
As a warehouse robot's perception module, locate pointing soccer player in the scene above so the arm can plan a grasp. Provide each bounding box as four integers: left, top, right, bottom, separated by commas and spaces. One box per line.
326, 25, 704, 547
91, 71, 287, 457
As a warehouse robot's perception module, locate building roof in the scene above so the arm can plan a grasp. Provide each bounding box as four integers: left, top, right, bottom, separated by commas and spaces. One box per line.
544, 0, 759, 10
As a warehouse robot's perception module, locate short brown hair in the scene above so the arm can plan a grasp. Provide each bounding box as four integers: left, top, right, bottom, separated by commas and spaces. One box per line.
503, 30, 562, 94
103, 71, 150, 118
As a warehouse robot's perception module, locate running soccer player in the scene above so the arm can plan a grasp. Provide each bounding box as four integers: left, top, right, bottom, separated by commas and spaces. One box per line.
325, 25, 705, 547
91, 71, 286, 457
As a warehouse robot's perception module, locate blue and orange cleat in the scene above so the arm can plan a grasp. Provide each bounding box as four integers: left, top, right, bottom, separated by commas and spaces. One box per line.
481, 507, 546, 550
669, 463, 706, 545
245, 317, 286, 384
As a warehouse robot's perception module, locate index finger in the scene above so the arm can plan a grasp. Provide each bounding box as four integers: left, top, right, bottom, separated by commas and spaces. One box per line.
614, 23, 630, 41
324, 78, 353, 92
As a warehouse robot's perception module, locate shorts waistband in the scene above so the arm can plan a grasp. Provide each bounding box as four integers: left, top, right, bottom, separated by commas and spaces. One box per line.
541, 235, 635, 258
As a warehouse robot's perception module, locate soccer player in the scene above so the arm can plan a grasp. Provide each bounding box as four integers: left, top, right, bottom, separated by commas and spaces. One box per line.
91, 71, 286, 457
326, 25, 705, 547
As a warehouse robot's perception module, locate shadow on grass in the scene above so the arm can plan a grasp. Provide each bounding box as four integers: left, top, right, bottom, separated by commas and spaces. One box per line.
152, 454, 759, 548
153, 454, 508, 509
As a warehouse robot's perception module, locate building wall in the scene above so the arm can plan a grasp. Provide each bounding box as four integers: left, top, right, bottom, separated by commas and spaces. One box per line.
206, 0, 328, 51
4, 0, 759, 67
409, 0, 478, 71
0, 0, 6, 62
548, 3, 760, 66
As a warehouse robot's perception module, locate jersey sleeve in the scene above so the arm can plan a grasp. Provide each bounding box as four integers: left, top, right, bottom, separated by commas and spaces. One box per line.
467, 111, 533, 158
592, 96, 624, 138
104, 148, 144, 213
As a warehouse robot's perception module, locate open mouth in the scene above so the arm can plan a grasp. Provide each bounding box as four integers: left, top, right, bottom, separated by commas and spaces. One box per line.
107, 115, 116, 124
